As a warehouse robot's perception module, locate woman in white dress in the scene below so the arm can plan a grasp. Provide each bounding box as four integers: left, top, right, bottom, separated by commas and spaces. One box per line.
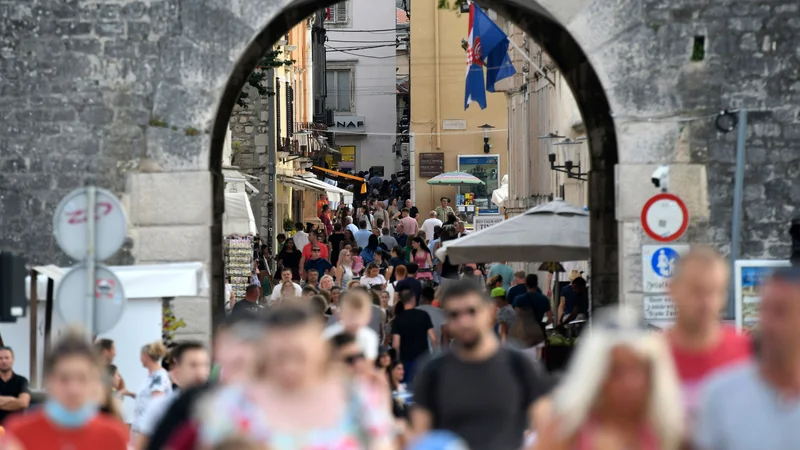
129, 341, 172, 443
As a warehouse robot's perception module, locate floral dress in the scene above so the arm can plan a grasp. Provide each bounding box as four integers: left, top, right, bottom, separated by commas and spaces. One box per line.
198, 382, 394, 450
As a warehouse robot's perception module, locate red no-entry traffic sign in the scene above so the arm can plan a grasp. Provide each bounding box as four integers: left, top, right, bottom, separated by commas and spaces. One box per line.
641, 193, 689, 242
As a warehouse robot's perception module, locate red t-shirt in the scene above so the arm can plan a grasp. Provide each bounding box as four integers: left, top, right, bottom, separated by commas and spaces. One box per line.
669, 326, 751, 416
5, 410, 128, 449
302, 242, 329, 261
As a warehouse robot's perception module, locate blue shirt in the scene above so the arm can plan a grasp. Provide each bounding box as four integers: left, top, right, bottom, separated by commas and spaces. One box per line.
695, 363, 800, 450
354, 229, 372, 248
560, 285, 576, 314
488, 264, 514, 292
513, 290, 551, 330
506, 284, 526, 304
304, 258, 333, 277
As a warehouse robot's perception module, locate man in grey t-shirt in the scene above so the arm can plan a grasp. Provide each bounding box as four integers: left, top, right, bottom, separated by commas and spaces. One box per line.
694, 268, 800, 450
417, 286, 445, 347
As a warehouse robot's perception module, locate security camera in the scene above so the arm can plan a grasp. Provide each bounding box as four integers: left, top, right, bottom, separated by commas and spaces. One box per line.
651, 165, 669, 192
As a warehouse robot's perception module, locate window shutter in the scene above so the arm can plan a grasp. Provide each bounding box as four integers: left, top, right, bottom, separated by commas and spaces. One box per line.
275, 78, 282, 149
335, 2, 348, 24
286, 83, 294, 138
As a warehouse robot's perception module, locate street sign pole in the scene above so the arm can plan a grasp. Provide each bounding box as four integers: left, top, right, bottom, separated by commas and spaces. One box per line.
85, 186, 97, 337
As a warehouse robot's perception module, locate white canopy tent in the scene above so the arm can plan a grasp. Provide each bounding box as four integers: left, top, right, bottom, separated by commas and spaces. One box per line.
436, 200, 590, 264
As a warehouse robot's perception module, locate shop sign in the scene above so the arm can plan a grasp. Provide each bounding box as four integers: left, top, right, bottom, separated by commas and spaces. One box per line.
330, 115, 365, 134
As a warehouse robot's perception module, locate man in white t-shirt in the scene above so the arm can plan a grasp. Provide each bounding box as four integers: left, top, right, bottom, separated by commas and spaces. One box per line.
269, 267, 303, 304
292, 223, 309, 252
420, 211, 443, 243
322, 288, 379, 362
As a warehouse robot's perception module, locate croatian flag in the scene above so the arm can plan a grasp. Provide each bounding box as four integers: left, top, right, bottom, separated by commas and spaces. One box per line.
464, 3, 516, 110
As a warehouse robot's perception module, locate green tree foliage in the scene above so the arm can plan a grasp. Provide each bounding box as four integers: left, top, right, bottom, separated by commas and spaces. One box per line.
237, 50, 295, 108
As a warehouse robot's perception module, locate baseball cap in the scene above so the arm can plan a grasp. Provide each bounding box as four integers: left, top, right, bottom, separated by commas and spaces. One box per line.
490, 287, 506, 298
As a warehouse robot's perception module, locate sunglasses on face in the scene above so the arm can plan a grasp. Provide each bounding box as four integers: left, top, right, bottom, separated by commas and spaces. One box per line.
344, 353, 365, 365
312, 248, 321, 252
446, 307, 478, 320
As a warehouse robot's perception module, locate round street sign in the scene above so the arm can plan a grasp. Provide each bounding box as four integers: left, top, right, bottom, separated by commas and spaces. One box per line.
53, 187, 127, 261
641, 193, 689, 242
56, 264, 127, 334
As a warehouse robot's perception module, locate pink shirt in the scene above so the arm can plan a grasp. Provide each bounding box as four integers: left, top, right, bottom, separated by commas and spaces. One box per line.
400, 216, 418, 235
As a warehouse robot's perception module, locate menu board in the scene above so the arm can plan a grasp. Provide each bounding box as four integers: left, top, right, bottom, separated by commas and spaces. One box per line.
226, 237, 253, 301
734, 259, 790, 333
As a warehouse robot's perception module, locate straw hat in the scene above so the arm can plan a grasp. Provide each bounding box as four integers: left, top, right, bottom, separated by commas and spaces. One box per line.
568, 269, 582, 282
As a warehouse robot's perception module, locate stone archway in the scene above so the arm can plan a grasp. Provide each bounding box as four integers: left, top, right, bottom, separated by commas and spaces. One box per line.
208, 0, 621, 321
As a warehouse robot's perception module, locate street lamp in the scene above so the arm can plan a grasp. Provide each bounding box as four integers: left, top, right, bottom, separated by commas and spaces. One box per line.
478, 123, 495, 153
548, 138, 588, 182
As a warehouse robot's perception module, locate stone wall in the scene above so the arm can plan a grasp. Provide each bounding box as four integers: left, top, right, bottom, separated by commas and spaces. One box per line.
2, 0, 800, 339
228, 83, 273, 235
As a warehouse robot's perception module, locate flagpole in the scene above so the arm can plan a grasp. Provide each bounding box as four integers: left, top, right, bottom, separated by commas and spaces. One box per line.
507, 38, 555, 87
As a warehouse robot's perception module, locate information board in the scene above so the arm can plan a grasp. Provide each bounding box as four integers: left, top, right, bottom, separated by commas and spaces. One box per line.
734, 259, 790, 333
419, 153, 445, 178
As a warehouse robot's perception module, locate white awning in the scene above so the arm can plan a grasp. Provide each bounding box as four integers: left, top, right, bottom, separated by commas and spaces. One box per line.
279, 176, 327, 193
224, 169, 260, 194
28, 262, 209, 300
223, 192, 257, 236
297, 175, 353, 204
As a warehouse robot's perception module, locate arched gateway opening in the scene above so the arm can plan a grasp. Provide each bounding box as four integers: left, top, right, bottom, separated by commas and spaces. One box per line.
208, 0, 619, 323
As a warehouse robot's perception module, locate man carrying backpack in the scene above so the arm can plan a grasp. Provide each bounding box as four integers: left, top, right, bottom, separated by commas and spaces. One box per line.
412, 280, 553, 450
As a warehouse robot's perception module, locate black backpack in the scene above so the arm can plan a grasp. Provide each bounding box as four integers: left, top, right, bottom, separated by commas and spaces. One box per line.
423, 348, 533, 429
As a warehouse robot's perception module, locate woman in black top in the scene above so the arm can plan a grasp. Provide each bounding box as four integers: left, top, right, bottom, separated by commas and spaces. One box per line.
437, 225, 460, 280
277, 238, 302, 281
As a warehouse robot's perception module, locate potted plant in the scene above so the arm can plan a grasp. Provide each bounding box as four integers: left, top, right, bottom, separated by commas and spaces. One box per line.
283, 215, 294, 232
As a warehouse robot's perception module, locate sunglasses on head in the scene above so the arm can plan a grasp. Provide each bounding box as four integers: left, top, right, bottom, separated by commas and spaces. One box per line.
344, 353, 365, 365
446, 307, 477, 320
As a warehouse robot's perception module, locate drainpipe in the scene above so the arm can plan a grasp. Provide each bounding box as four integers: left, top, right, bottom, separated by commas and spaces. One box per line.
433, 2, 441, 149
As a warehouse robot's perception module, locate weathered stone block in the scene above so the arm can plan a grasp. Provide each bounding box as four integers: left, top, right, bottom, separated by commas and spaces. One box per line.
615, 164, 709, 222
132, 225, 211, 262
128, 172, 212, 227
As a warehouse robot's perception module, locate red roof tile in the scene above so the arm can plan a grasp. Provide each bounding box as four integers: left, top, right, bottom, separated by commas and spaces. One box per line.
396, 8, 409, 24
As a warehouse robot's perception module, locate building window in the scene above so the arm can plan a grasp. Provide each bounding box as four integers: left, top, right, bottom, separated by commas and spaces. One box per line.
325, 69, 353, 113
325, 1, 349, 26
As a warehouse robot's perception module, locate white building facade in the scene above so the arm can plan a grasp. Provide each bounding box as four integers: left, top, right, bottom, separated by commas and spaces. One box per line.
325, 0, 398, 176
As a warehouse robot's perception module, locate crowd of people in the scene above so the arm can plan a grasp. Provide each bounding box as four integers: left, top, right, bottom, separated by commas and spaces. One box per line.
2, 233, 800, 449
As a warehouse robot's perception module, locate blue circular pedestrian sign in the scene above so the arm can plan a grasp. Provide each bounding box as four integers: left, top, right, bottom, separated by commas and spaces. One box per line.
651, 247, 679, 278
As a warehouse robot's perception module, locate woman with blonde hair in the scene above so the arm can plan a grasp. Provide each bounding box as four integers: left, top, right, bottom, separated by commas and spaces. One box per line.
130, 341, 172, 441
335, 249, 355, 288
534, 308, 684, 450
196, 305, 395, 449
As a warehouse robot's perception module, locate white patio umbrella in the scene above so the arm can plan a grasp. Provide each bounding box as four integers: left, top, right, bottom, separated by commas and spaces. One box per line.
436, 199, 589, 264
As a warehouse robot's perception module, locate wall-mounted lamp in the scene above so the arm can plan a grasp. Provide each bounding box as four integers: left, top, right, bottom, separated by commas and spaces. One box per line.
537, 131, 565, 140
478, 123, 495, 153
549, 138, 588, 182
295, 130, 310, 156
